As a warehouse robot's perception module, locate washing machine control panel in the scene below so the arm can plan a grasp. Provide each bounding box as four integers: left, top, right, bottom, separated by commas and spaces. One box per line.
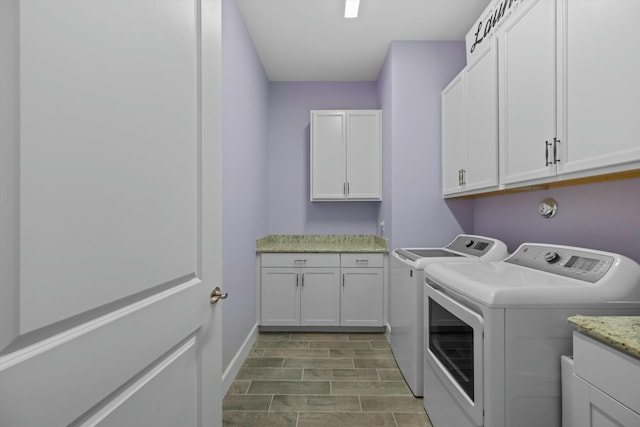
447, 235, 494, 256
506, 244, 615, 283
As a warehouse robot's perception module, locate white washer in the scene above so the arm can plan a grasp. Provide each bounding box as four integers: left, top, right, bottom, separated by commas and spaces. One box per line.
422, 243, 640, 427
389, 234, 507, 396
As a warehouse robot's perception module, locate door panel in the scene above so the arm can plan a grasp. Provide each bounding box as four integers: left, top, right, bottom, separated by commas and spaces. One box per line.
0, 0, 222, 425
300, 268, 340, 326
562, 0, 640, 174
311, 111, 346, 200
19, 0, 198, 333
341, 268, 383, 327
261, 269, 300, 326
499, 0, 557, 184
441, 73, 467, 195
81, 338, 199, 427
346, 111, 381, 199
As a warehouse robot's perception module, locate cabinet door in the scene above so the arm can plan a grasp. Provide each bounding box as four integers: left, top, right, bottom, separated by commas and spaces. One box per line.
311, 111, 346, 200
300, 268, 340, 326
574, 376, 640, 427
346, 111, 381, 200
341, 268, 383, 327
261, 268, 300, 326
466, 39, 498, 191
560, 0, 640, 175
442, 72, 467, 195
499, 0, 557, 185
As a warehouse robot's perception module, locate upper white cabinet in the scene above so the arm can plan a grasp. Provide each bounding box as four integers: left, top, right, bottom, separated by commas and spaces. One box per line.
443, 0, 640, 195
559, 0, 640, 176
310, 110, 382, 201
498, 0, 558, 185
442, 39, 499, 196
498, 0, 640, 188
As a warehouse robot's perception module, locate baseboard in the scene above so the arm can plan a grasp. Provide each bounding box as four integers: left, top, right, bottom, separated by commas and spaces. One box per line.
221, 323, 259, 395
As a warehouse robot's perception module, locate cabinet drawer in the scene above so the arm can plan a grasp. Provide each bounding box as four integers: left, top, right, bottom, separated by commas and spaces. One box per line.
262, 253, 340, 268
573, 331, 640, 414
340, 253, 383, 268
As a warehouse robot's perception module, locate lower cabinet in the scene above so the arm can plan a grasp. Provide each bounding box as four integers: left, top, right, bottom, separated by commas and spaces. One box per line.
571, 332, 640, 426
260, 252, 384, 328
260, 254, 340, 327
340, 254, 383, 327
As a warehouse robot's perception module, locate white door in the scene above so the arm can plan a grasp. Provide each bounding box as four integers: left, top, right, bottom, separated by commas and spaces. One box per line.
0, 1, 223, 426
300, 268, 340, 326
465, 39, 498, 192
441, 72, 467, 195
499, 0, 557, 185
260, 268, 301, 326
341, 268, 383, 327
346, 111, 381, 200
560, 0, 640, 175
310, 111, 347, 200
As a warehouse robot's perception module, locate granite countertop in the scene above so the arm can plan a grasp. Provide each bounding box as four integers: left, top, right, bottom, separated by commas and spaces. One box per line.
568, 315, 640, 359
256, 234, 388, 253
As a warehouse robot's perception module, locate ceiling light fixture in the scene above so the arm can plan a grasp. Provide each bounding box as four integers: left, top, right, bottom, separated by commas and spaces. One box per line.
344, 0, 360, 18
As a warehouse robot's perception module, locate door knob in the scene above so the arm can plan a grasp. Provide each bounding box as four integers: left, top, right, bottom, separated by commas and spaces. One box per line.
210, 287, 228, 304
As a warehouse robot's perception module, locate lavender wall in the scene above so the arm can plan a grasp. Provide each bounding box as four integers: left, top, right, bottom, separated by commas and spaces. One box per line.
380, 41, 473, 250
267, 82, 381, 234
221, 0, 269, 369
474, 177, 640, 262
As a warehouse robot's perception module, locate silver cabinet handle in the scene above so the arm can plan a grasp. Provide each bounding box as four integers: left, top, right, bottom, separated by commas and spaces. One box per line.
545, 140, 552, 166
553, 137, 560, 164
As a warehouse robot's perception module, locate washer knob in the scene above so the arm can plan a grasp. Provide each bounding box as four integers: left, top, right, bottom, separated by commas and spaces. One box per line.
464, 239, 474, 248
543, 251, 560, 263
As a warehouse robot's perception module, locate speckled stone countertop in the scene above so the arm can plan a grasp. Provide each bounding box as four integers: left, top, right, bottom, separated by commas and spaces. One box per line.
568, 315, 640, 359
256, 235, 388, 253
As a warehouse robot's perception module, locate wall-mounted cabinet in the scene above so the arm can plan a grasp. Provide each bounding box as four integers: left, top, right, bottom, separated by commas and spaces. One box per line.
559, 0, 640, 177
310, 110, 381, 201
443, 0, 640, 197
442, 39, 499, 196
499, 0, 640, 188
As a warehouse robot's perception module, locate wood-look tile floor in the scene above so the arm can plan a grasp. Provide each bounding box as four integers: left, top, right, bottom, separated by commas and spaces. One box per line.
223, 332, 433, 427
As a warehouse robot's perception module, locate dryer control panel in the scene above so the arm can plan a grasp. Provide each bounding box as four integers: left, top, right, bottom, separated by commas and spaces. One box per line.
506, 244, 614, 283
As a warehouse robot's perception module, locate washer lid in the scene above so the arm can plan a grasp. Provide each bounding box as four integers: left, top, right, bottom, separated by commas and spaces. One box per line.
396, 248, 463, 261
424, 249, 640, 308
392, 235, 509, 269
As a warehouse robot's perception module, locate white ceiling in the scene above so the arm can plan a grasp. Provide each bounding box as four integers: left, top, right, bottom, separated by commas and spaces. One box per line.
235, 0, 492, 82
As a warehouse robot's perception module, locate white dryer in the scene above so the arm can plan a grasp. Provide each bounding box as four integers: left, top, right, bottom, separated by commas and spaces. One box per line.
422, 243, 640, 427
389, 234, 507, 396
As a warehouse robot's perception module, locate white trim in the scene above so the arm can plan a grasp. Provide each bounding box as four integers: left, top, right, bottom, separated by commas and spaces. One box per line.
221, 323, 259, 394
